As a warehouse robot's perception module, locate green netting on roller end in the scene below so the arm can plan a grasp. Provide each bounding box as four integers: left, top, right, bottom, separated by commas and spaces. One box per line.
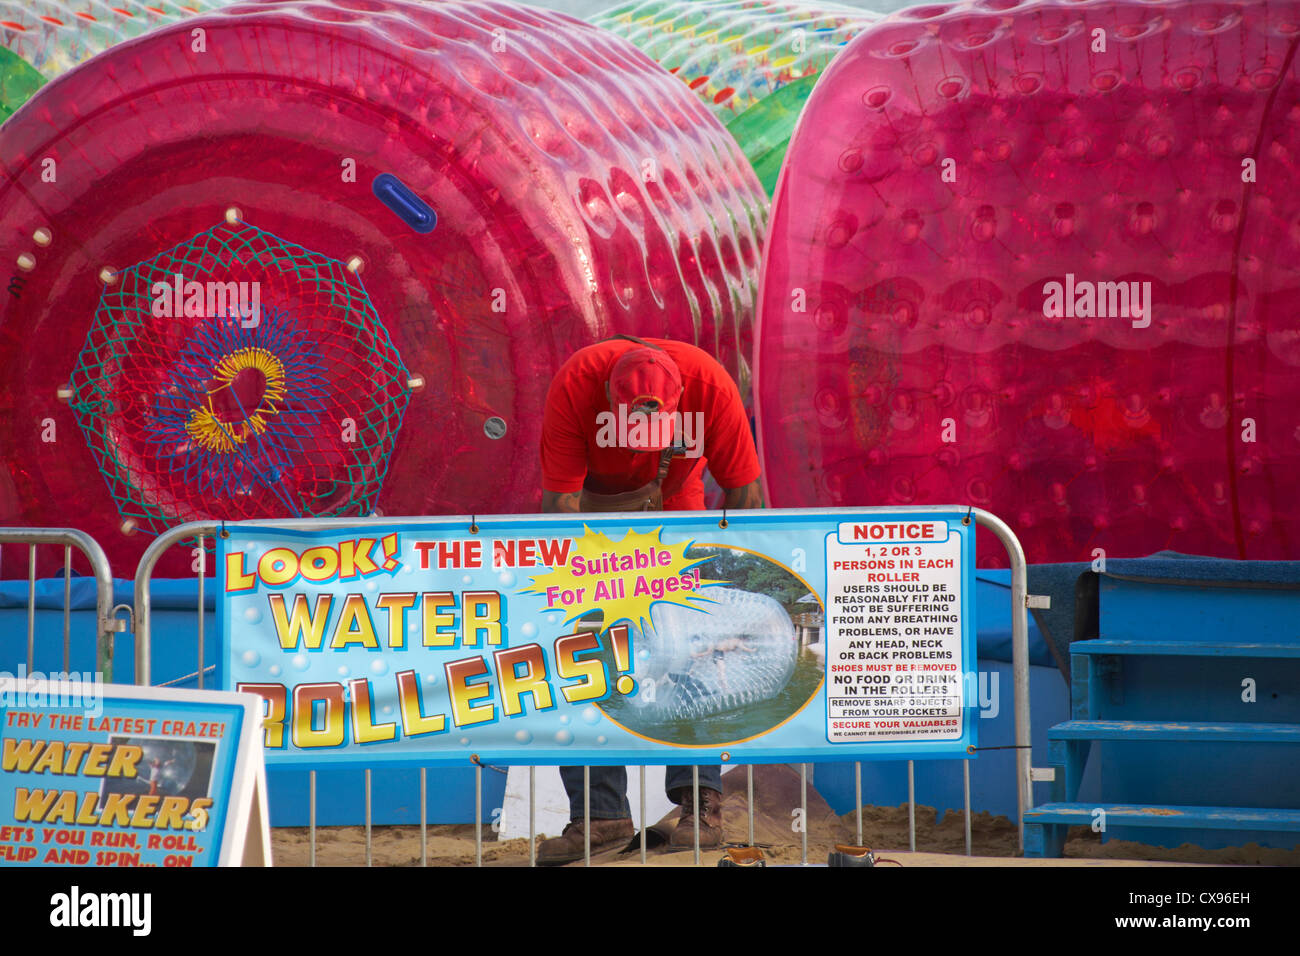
67, 219, 412, 535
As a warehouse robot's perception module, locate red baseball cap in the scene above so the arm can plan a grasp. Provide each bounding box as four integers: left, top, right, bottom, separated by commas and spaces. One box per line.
608, 347, 683, 451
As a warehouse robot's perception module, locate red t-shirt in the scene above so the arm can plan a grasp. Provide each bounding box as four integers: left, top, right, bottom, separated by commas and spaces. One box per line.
541, 338, 760, 510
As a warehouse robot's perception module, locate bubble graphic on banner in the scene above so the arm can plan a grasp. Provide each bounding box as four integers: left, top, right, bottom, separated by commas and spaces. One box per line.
240, 650, 260, 668
514, 729, 532, 744
757, 0, 1300, 565
554, 729, 574, 745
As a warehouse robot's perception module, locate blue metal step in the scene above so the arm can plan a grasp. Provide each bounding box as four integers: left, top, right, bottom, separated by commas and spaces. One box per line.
1049, 719, 1300, 743
1072, 640, 1300, 658
1023, 802, 1300, 857
1025, 802, 1300, 831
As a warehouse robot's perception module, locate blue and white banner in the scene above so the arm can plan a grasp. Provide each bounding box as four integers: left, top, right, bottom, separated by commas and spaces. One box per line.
216, 509, 977, 767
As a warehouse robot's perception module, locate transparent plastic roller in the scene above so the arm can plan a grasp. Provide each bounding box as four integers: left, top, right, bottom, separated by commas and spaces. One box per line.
630, 587, 798, 721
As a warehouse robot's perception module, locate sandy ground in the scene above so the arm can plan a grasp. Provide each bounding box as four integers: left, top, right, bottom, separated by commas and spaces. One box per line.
269, 765, 1300, 867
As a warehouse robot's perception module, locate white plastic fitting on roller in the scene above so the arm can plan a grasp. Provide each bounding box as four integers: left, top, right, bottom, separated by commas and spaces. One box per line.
630, 587, 798, 721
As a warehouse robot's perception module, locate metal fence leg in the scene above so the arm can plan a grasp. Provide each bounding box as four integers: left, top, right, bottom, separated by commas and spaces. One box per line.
907, 760, 916, 853
365, 768, 372, 868
639, 766, 646, 865
62, 545, 72, 672
420, 767, 428, 867
963, 758, 972, 857
800, 763, 808, 866
692, 765, 700, 866
26, 545, 35, 671
583, 766, 590, 868
855, 761, 863, 847
747, 764, 755, 847
196, 534, 205, 689
529, 765, 536, 868
309, 770, 317, 868
475, 763, 483, 868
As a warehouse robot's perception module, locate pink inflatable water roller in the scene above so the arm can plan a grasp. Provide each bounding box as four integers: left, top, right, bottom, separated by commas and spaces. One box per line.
757, 0, 1300, 565
0, 0, 766, 577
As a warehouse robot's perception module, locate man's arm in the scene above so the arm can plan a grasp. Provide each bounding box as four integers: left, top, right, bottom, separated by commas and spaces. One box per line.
721, 480, 763, 510
542, 490, 583, 513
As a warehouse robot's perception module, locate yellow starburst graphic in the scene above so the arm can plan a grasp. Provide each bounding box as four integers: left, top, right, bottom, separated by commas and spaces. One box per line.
521, 526, 726, 632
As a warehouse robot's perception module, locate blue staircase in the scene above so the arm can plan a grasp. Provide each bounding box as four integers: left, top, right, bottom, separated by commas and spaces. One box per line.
1024, 566, 1300, 857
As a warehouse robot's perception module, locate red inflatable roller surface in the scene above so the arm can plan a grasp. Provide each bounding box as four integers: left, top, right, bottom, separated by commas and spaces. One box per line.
758, 0, 1300, 566
0, 0, 767, 578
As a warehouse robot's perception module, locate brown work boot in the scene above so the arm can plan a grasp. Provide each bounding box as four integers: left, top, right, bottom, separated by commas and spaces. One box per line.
537, 817, 633, 865
669, 787, 724, 849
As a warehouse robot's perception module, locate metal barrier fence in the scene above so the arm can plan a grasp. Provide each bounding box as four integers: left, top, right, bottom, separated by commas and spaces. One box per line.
0, 528, 118, 676
128, 509, 1033, 866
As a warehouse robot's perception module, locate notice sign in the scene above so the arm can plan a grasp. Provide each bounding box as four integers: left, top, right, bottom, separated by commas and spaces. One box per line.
825, 519, 970, 742
0, 682, 270, 867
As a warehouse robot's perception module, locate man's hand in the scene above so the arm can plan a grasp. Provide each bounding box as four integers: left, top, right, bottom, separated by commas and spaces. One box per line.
542, 490, 582, 513
721, 480, 763, 510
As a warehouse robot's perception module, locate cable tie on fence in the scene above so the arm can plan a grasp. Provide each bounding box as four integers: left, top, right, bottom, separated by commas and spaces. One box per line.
155, 664, 217, 688
219, 520, 229, 540
968, 744, 1032, 752
469, 515, 479, 534
962, 506, 972, 526
719, 508, 728, 529
467, 754, 507, 775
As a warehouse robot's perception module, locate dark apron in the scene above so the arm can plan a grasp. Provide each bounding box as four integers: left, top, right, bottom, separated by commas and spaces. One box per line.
580, 445, 678, 512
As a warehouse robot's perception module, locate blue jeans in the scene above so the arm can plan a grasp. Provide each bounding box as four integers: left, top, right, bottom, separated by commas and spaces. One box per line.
560, 765, 723, 820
